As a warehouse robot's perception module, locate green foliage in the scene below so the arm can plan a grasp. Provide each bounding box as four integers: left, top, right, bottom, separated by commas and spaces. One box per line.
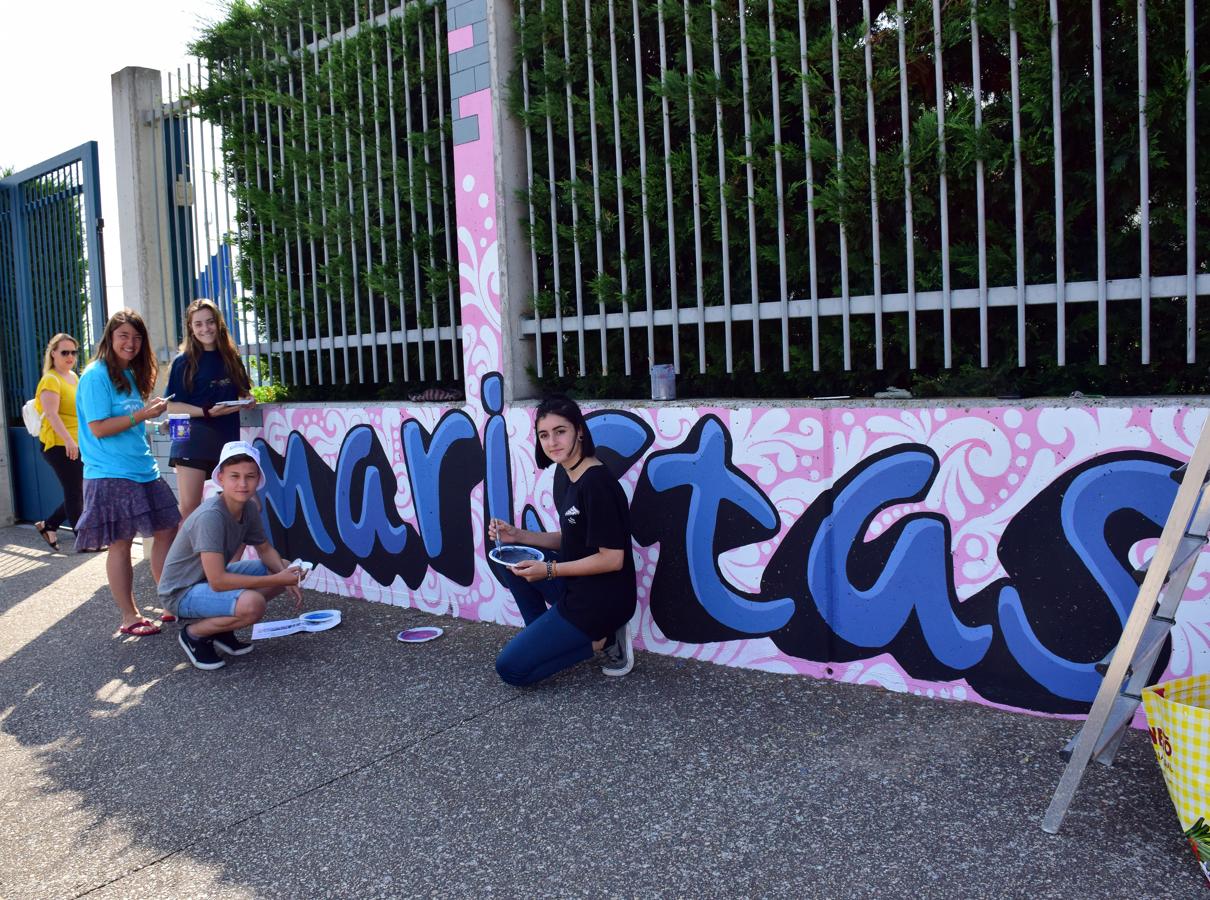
190, 0, 460, 393
511, 0, 1210, 399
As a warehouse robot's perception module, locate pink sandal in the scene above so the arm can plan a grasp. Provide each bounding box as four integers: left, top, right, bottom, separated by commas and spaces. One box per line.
118, 620, 161, 637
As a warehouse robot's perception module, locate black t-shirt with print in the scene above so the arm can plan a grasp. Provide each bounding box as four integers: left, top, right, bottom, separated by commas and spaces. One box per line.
553, 463, 637, 639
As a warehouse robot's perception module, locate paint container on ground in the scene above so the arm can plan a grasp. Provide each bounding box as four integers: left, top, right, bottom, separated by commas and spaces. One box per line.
650, 364, 676, 401
168, 414, 191, 441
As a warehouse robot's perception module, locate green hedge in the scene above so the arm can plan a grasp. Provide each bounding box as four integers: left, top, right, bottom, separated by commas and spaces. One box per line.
512, 0, 1210, 399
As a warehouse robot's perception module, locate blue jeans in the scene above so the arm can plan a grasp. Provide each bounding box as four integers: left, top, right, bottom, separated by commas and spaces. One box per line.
176, 560, 269, 618
495, 566, 593, 687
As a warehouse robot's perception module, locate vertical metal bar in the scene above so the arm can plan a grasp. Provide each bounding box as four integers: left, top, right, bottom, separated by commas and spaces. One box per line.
284, 38, 313, 385
336, 14, 366, 383
206, 65, 230, 341
632, 0, 655, 368
829, 0, 851, 370
657, 0, 681, 371
607, 0, 632, 375
272, 39, 301, 385
185, 64, 208, 309
248, 53, 276, 387
29, 178, 49, 349
167, 73, 191, 340
150, 106, 174, 365
175, 69, 198, 316
299, 11, 328, 382
799, 0, 820, 371
1185, 0, 1196, 363
685, 0, 706, 373
769, 0, 790, 371
194, 61, 217, 313
370, 6, 393, 383
710, 0, 734, 372
520, 0, 543, 378
324, 10, 353, 382
739, 0, 761, 372
434, 6, 459, 381
585, 0, 608, 374
264, 42, 294, 385
1049, 0, 1066, 366
561, 0, 587, 375
229, 55, 262, 380
1010, 2, 1027, 367
862, 0, 883, 370
895, 0, 917, 369
1091, 0, 1107, 365
353, 4, 380, 383
382, 0, 409, 381
931, 0, 952, 369
36, 173, 57, 346
418, 12, 441, 379
400, 10, 426, 380
542, 0, 565, 376
971, 1, 989, 368
1138, 0, 1150, 364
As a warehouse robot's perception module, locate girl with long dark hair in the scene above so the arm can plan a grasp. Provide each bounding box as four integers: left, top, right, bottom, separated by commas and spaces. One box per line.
74, 309, 181, 636
166, 299, 255, 520
488, 394, 638, 685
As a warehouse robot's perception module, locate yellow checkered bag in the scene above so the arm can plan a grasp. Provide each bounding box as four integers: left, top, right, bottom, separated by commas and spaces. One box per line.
1143, 674, 1210, 885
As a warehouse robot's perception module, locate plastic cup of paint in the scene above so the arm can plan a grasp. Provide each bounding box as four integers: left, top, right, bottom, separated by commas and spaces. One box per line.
168, 413, 191, 441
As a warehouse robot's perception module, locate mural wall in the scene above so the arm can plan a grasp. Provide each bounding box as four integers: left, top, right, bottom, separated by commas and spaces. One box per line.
249, 395, 1210, 717
241, 7, 1209, 720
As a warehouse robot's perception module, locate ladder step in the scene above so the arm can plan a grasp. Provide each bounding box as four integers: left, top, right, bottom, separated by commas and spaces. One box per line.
1094, 616, 1174, 681
1060, 694, 1141, 762
1131, 532, 1208, 585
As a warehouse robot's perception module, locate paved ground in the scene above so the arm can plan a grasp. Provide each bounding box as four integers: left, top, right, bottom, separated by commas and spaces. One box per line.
0, 523, 1201, 899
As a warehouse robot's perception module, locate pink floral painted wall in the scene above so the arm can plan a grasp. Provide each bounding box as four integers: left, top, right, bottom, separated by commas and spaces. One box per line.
238, 15, 1210, 720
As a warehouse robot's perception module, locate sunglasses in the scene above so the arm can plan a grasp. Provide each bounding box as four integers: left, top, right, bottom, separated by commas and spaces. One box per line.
57, 349, 78, 356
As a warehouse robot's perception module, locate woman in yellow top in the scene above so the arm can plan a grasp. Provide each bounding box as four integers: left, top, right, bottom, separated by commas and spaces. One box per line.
34, 333, 83, 551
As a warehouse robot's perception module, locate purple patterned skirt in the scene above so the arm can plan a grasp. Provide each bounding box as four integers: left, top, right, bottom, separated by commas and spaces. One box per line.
75, 477, 181, 551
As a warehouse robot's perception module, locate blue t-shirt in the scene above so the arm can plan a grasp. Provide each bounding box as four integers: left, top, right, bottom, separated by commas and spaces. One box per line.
75, 361, 159, 483
166, 350, 242, 462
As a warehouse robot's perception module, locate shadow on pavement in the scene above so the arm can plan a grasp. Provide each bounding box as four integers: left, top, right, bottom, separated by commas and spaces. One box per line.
0, 524, 1200, 898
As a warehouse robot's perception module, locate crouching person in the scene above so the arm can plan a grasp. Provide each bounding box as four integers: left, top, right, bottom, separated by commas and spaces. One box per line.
158, 440, 304, 671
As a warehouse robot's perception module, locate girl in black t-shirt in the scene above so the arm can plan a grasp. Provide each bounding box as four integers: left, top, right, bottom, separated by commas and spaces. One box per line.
489, 395, 638, 685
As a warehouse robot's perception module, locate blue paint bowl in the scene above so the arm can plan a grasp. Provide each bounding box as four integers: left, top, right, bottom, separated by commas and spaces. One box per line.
488, 545, 544, 567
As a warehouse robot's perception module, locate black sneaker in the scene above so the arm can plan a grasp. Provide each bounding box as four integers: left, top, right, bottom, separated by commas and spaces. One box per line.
601, 621, 634, 677
212, 630, 254, 656
179, 627, 226, 671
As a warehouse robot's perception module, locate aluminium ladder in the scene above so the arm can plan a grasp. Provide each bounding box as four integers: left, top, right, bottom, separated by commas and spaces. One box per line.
1042, 417, 1210, 834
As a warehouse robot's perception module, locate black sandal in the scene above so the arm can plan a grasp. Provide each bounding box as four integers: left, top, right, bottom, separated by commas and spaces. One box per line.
35, 521, 59, 552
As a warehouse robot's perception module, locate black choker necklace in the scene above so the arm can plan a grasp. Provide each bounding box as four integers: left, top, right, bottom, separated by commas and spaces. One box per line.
566, 453, 587, 473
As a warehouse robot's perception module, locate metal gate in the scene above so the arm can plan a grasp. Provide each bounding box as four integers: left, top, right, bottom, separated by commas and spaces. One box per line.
0, 142, 107, 523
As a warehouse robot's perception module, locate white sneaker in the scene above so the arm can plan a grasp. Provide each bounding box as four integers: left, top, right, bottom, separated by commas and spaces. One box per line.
601, 621, 634, 677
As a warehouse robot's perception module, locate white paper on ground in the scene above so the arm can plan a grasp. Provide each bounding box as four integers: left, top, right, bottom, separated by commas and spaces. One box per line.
251, 609, 342, 640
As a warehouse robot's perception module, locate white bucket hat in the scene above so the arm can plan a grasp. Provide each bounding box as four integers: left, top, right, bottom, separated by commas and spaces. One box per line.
211, 440, 266, 491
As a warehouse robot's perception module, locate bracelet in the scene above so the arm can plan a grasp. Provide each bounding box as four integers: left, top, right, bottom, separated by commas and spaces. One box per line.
553, 561, 559, 579
545, 560, 553, 581
128, 412, 138, 427
202, 403, 213, 419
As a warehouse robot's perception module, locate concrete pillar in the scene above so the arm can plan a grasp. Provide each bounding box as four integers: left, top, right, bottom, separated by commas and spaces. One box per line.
446, 0, 537, 405
111, 66, 176, 387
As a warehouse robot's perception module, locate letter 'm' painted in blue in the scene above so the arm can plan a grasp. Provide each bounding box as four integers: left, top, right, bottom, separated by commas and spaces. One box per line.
646, 418, 794, 633
256, 434, 335, 553
403, 414, 479, 559
807, 449, 992, 669
335, 426, 409, 558
1000, 458, 1177, 701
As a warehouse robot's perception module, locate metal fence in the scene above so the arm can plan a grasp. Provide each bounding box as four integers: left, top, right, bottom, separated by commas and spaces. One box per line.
0, 145, 106, 422
151, 0, 461, 393
515, 0, 1206, 379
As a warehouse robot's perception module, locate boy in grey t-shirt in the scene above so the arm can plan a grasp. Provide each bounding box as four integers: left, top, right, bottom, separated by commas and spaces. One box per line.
159, 440, 304, 670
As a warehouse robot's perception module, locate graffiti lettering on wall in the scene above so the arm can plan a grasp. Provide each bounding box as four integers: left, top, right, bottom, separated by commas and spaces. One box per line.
252, 374, 1209, 716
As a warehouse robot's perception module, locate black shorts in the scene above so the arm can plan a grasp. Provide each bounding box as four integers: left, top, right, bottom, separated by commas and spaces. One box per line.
169, 457, 219, 474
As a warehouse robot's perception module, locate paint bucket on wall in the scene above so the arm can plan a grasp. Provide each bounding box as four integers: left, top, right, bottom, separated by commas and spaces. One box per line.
650, 364, 676, 401
168, 413, 191, 441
